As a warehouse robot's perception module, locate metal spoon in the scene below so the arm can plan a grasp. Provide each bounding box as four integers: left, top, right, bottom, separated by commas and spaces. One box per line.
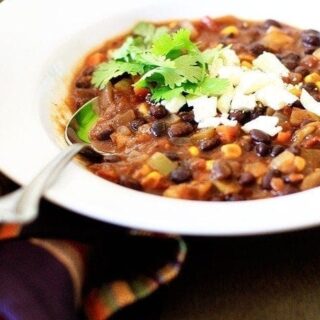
0, 97, 101, 223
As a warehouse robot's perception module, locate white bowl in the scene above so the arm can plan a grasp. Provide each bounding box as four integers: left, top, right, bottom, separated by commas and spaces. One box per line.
0, 0, 320, 235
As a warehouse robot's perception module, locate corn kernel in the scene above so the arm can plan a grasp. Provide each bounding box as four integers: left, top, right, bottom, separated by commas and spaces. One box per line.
238, 53, 255, 62
294, 156, 306, 172
220, 26, 239, 37
241, 61, 252, 69
188, 146, 200, 157
289, 87, 301, 97
313, 48, 320, 60
316, 81, 320, 90
304, 72, 320, 84
206, 160, 215, 171
270, 177, 285, 193
139, 164, 152, 176
141, 171, 163, 189
221, 144, 242, 159
138, 102, 149, 116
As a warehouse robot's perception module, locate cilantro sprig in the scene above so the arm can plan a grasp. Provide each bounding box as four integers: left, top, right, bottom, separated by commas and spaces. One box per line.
91, 22, 230, 102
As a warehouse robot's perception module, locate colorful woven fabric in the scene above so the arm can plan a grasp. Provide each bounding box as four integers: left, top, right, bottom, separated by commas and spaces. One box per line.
0, 173, 187, 320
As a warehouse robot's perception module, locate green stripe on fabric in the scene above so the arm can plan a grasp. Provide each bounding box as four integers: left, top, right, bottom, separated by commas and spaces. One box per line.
99, 284, 119, 312
129, 275, 158, 299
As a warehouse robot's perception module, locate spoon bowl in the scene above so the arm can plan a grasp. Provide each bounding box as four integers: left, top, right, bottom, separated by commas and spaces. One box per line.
0, 97, 104, 223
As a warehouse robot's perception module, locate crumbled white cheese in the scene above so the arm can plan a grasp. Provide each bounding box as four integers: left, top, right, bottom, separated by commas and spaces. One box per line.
198, 115, 238, 129
237, 70, 282, 94
217, 89, 234, 114
220, 47, 240, 66
253, 52, 289, 77
231, 91, 257, 111
220, 114, 238, 127
242, 116, 282, 136
300, 89, 320, 116
162, 95, 187, 113
198, 117, 222, 129
209, 47, 240, 77
218, 66, 244, 86
255, 85, 298, 110
187, 96, 218, 122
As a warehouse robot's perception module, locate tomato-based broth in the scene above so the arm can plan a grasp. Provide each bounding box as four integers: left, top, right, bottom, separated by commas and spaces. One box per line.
68, 16, 320, 201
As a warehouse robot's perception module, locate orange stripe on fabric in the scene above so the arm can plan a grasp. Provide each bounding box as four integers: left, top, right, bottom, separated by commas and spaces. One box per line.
111, 281, 136, 307
0, 224, 21, 240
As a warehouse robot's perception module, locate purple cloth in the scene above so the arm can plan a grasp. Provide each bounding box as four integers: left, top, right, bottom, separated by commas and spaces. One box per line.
0, 241, 77, 320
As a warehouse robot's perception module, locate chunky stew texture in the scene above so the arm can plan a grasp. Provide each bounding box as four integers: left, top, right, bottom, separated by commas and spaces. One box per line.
68, 16, 320, 201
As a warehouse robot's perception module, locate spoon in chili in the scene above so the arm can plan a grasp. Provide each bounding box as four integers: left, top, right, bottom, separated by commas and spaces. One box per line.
0, 97, 102, 223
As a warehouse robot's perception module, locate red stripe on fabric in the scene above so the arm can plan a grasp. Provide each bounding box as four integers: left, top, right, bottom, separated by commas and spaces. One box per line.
0, 224, 21, 240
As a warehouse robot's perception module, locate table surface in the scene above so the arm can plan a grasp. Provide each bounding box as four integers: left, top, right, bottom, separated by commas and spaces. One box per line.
111, 227, 320, 320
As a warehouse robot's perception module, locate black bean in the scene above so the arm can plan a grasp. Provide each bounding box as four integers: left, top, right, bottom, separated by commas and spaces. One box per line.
199, 136, 221, 151
281, 53, 301, 70
130, 118, 146, 132
294, 66, 309, 77
79, 147, 103, 163
149, 104, 168, 119
290, 100, 304, 109
304, 46, 317, 55
225, 194, 245, 201
164, 152, 180, 161
170, 167, 192, 184
250, 129, 272, 144
249, 107, 266, 121
179, 111, 195, 123
119, 176, 142, 190
302, 30, 320, 46
96, 127, 114, 141
168, 122, 194, 138
283, 174, 304, 185
261, 170, 280, 190
302, 29, 320, 37
151, 121, 167, 137
249, 43, 267, 56
263, 19, 282, 29
212, 161, 233, 180
302, 82, 318, 94
179, 105, 193, 113
75, 76, 92, 89
255, 143, 271, 157
83, 66, 95, 76
103, 154, 122, 163
239, 172, 255, 186
229, 110, 250, 125
287, 145, 301, 155
270, 145, 285, 157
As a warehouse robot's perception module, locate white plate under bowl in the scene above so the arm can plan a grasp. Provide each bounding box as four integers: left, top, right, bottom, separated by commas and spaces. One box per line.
0, 0, 320, 236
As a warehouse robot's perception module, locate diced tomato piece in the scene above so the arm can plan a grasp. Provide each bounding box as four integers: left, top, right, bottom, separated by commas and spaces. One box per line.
134, 86, 150, 99
216, 126, 240, 143
276, 131, 292, 144
86, 52, 106, 67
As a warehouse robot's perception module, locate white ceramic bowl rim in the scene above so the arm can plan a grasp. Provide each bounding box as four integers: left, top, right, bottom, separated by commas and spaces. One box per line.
0, 0, 320, 236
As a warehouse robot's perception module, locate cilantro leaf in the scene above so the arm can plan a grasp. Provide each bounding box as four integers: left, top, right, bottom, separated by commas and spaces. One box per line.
133, 22, 169, 46
152, 29, 198, 57
135, 52, 174, 68
174, 55, 204, 83
133, 22, 156, 43
151, 86, 184, 102
92, 61, 144, 89
191, 77, 231, 96
136, 67, 185, 89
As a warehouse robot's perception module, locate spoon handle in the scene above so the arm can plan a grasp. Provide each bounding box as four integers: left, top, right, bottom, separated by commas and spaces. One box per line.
0, 143, 85, 223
